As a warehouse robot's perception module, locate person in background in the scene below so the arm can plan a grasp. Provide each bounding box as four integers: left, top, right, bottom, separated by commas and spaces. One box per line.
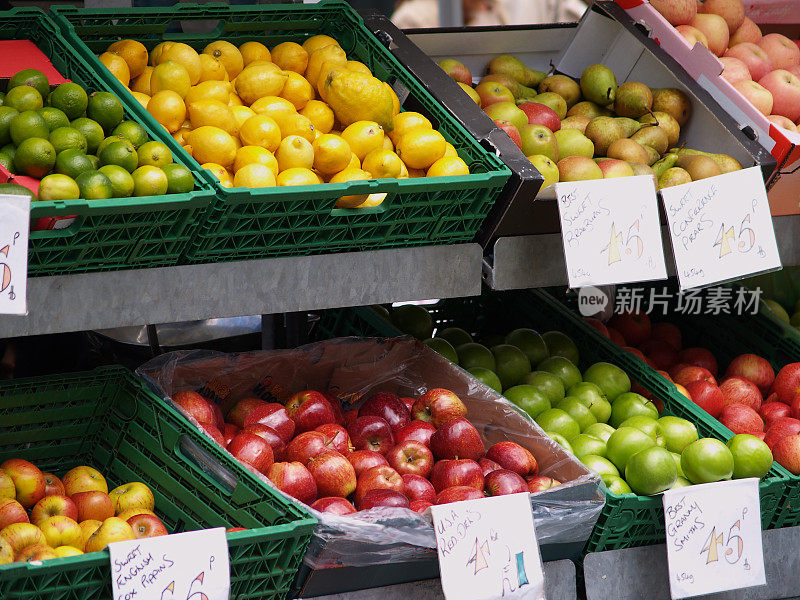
391, 0, 588, 29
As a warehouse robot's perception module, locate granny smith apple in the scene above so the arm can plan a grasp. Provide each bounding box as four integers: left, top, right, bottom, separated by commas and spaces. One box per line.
555, 396, 597, 431
671, 476, 692, 489
658, 415, 699, 454
669, 451, 685, 477
681, 438, 734, 484
625, 446, 677, 495
584, 422, 616, 444
583, 362, 631, 401
571, 433, 607, 457
547, 432, 573, 453
522, 371, 565, 404
456, 342, 496, 371
606, 426, 656, 472
609, 392, 658, 428
538, 356, 582, 390
580, 454, 619, 477
602, 474, 632, 495
536, 408, 580, 440
727, 434, 773, 479
424, 337, 458, 363
619, 416, 665, 447
468, 367, 502, 393
491, 344, 531, 390
503, 384, 550, 419
541, 331, 579, 365
505, 328, 549, 366
567, 381, 612, 423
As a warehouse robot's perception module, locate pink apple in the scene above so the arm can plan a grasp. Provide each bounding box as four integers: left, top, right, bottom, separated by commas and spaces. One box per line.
411, 388, 467, 428
768, 114, 798, 132
690, 13, 729, 56
729, 17, 762, 46
518, 102, 561, 131
494, 119, 522, 148
698, 0, 744, 32
758, 33, 800, 70
760, 401, 792, 426
267, 461, 317, 505
673, 365, 717, 388
725, 43, 774, 81
764, 417, 800, 449
759, 70, 800, 121
719, 404, 764, 434
401, 474, 436, 504
726, 354, 776, 396
733, 80, 774, 115
677, 25, 709, 49
310, 497, 357, 515
788, 65, 800, 79
720, 57, 752, 84
650, 0, 696, 25
770, 363, 800, 404
719, 376, 763, 411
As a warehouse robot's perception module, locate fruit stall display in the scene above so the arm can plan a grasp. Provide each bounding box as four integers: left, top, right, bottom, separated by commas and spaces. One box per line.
0, 8, 214, 276
136, 337, 603, 594
0, 366, 316, 600
51, 0, 513, 265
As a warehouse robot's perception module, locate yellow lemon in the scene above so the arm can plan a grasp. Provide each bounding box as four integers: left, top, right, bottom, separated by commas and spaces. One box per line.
312, 133, 351, 175
362, 148, 403, 179
230, 105, 256, 130
275, 135, 314, 171
228, 92, 243, 107
201, 162, 233, 186
157, 42, 201, 85
347, 152, 361, 170
107, 39, 148, 78
399, 161, 409, 178
172, 130, 186, 145
188, 99, 237, 135
358, 193, 387, 208
150, 61, 191, 98
329, 168, 372, 208
443, 143, 459, 158
315, 60, 350, 102
130, 91, 150, 110
99, 52, 130, 87
302, 35, 339, 55
382, 135, 393, 151
182, 144, 193, 158
239, 41, 270, 67
198, 53, 228, 82
130, 67, 153, 95
341, 121, 384, 161
234, 163, 276, 188
388, 111, 432, 144
384, 82, 400, 116
277, 167, 321, 186
306, 45, 347, 92
407, 167, 426, 178
147, 90, 186, 133
300, 100, 334, 134
427, 156, 469, 177
149, 41, 173, 66
322, 70, 394, 132
185, 80, 230, 105
234, 145, 278, 175
204, 41, 244, 80
271, 41, 308, 75
239, 114, 281, 151
235, 64, 288, 106
251, 95, 296, 121
346, 60, 371, 75
274, 112, 315, 142
188, 126, 237, 167
396, 128, 446, 170
280, 72, 315, 110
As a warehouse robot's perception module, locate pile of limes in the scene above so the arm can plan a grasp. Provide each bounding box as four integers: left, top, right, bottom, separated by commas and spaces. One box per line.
0, 68, 194, 202
100, 36, 469, 208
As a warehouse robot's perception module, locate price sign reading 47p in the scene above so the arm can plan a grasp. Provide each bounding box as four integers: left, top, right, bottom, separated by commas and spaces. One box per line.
662, 479, 766, 599
0, 194, 30, 315
660, 166, 781, 290
431, 492, 545, 600
555, 175, 667, 289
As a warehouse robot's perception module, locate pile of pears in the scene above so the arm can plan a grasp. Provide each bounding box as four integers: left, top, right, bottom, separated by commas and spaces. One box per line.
438, 55, 743, 189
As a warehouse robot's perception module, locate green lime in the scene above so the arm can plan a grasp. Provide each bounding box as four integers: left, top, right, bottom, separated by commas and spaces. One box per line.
9, 69, 50, 99
50, 127, 88, 154
38, 173, 79, 201
1, 144, 16, 167
0, 152, 13, 172
87, 154, 100, 169
55, 149, 94, 180
161, 163, 193, 194
0, 92, 5, 106
0, 106, 19, 145
87, 91, 123, 135
97, 135, 133, 157
112, 120, 148, 149
75, 170, 114, 200
137, 140, 172, 167
38, 107, 70, 132
0, 182, 36, 202
98, 164, 135, 198
70, 118, 105, 154
4, 85, 43, 112
49, 83, 88, 120
14, 137, 56, 178
132, 165, 168, 196
10, 110, 49, 145
99, 140, 138, 172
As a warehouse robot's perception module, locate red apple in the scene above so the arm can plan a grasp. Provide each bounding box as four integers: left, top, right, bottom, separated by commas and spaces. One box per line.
651, 322, 682, 350
584, 317, 609, 338
315, 423, 352, 455
435, 486, 484, 505
358, 489, 410, 511
354, 465, 404, 505
518, 102, 560, 131
387, 440, 434, 478
411, 388, 467, 428
474, 81, 514, 107
725, 354, 775, 396
172, 390, 216, 425
63, 466, 107, 496
685, 380, 725, 418
764, 417, 800, 449
772, 434, 800, 474
0, 497, 29, 529
484, 469, 528, 496
657, 370, 674, 383
494, 119, 522, 148
609, 311, 651, 347
410, 500, 433, 513
719, 404, 764, 435
690, 13, 729, 56
479, 457, 503, 476
649, 0, 696, 26
639, 339, 679, 370
128, 513, 168, 538
760, 401, 792, 426
679, 348, 718, 376
211, 403, 225, 430
71, 490, 114, 522
485, 441, 538, 477
438, 58, 472, 86
285, 391, 337, 433
307, 450, 357, 498
770, 363, 800, 404
228, 432, 274, 474
267, 462, 317, 505
222, 423, 240, 446
40, 473, 64, 498
321, 391, 345, 425
30, 495, 78, 524
721, 57, 753, 84
285, 431, 329, 465
310, 497, 357, 515
719, 376, 763, 411
730, 17, 762, 46
358, 392, 411, 432
758, 33, 800, 70
243, 403, 295, 443
733, 79, 774, 115
401, 474, 436, 504
347, 450, 389, 477
226, 397, 267, 428
623, 346, 647, 362
401, 397, 415, 412
1, 459, 45, 508
606, 327, 626, 346
759, 70, 800, 121
791, 393, 800, 419
243, 423, 286, 459
394, 420, 437, 447
526, 475, 561, 493
343, 408, 359, 428
200, 422, 225, 447
430, 459, 484, 492
674, 365, 717, 388
430, 417, 485, 461
347, 416, 395, 455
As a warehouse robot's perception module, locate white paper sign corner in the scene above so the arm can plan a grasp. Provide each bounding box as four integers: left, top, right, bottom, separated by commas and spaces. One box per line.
0, 194, 30, 315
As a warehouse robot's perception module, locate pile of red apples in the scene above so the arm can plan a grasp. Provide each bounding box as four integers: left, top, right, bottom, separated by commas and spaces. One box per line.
173, 387, 560, 515
652, 0, 800, 130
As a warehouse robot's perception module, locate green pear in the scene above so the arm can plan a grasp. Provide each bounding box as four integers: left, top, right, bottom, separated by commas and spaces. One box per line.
652, 153, 678, 177
614, 81, 653, 119
560, 115, 591, 134
652, 88, 692, 126
584, 116, 624, 156
642, 144, 661, 165
555, 128, 595, 158
538, 74, 581, 107
580, 64, 617, 106
479, 74, 538, 99
631, 126, 669, 155
712, 153, 743, 173
639, 111, 680, 146
567, 101, 613, 119
675, 154, 722, 180
615, 117, 642, 138
486, 54, 547, 87
658, 166, 692, 189
607, 138, 650, 164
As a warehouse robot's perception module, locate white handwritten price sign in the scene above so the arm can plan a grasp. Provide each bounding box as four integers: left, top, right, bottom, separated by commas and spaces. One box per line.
662, 478, 765, 599
109, 528, 230, 600
555, 176, 667, 289
431, 493, 545, 600
660, 166, 781, 291
0, 194, 30, 315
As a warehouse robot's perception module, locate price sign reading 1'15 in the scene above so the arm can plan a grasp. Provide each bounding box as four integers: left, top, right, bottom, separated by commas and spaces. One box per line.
662, 478, 765, 599
660, 166, 781, 290
0, 194, 30, 315
554, 175, 667, 289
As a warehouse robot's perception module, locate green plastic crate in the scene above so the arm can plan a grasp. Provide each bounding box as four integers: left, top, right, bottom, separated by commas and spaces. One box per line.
50, 0, 511, 264
0, 366, 316, 600
0, 8, 214, 277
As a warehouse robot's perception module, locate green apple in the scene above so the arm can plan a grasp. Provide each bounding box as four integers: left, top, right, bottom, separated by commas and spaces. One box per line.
606, 426, 656, 472
468, 367, 502, 393
584, 422, 616, 444
571, 433, 607, 457
538, 356, 582, 390
658, 415, 699, 454
625, 446, 677, 495
671, 476, 692, 489
609, 392, 657, 428
536, 408, 580, 441
619, 416, 665, 447
505, 328, 549, 366
681, 438, 734, 484
484, 101, 528, 131
568, 381, 612, 423
456, 342, 495, 371
583, 362, 631, 401
541, 331, 579, 365
580, 454, 619, 477
503, 384, 550, 419
522, 371, 565, 404
548, 432, 573, 453
491, 344, 531, 390
602, 474, 632, 495
555, 396, 597, 431
424, 337, 458, 363
669, 451, 685, 478
527, 154, 559, 188
727, 434, 773, 479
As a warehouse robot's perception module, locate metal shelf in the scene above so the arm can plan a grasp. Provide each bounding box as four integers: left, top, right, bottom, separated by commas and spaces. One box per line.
0, 244, 482, 338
